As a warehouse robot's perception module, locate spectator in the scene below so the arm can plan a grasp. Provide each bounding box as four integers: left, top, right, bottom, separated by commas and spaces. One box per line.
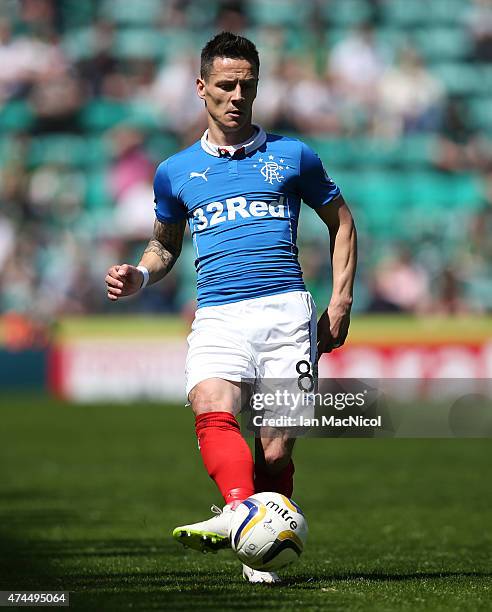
0, 17, 67, 104
466, 0, 492, 62
328, 23, 386, 104
431, 268, 470, 315
108, 125, 155, 239
145, 53, 204, 137
0, 0, 491, 318
368, 249, 431, 313
377, 48, 444, 137
282, 59, 342, 134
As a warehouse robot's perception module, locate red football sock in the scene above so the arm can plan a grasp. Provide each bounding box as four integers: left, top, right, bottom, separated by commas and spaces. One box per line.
254, 459, 295, 498
195, 412, 255, 506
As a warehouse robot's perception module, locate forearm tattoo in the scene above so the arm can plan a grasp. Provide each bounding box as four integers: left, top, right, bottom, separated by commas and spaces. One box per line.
143, 219, 185, 274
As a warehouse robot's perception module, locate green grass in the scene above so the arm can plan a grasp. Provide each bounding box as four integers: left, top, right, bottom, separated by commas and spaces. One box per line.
1, 395, 491, 611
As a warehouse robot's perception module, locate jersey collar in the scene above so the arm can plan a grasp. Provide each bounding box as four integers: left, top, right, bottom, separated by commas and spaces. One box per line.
200, 124, 267, 157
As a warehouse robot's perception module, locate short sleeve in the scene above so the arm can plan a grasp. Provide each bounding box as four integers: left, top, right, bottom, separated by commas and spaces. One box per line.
298, 142, 341, 209
153, 160, 187, 222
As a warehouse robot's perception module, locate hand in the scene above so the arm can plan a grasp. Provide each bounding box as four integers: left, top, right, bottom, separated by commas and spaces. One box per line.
105, 264, 144, 301
317, 301, 351, 357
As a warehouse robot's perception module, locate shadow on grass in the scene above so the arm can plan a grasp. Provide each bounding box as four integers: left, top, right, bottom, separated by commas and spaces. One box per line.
2, 495, 491, 612
283, 570, 492, 588
0, 532, 279, 610
2, 529, 492, 612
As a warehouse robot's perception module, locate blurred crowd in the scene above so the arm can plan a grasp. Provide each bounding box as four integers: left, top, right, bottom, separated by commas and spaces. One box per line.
1, 0, 492, 329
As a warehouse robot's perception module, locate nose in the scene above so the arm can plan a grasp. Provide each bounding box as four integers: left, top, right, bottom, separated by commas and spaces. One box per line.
231, 83, 244, 102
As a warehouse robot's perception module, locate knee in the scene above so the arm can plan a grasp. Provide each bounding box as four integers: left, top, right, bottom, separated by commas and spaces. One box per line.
190, 390, 226, 416
189, 382, 237, 416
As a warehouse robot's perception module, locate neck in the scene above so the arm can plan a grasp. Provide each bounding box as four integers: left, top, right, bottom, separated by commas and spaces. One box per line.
206, 119, 256, 147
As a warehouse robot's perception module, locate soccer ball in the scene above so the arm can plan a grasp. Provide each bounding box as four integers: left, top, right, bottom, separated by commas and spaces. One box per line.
230, 492, 308, 571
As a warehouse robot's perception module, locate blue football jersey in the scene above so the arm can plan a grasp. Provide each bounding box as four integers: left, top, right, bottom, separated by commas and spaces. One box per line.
154, 125, 340, 307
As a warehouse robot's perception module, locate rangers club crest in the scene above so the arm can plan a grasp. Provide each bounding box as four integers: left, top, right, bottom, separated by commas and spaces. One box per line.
254, 155, 292, 185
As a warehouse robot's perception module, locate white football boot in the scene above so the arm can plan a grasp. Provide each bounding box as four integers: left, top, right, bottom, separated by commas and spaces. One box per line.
172, 504, 234, 553
242, 564, 282, 584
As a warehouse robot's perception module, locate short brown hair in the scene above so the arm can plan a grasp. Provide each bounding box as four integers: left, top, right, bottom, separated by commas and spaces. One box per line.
200, 31, 260, 80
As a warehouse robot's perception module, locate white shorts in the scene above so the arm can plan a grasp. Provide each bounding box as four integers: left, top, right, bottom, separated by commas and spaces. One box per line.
185, 291, 317, 397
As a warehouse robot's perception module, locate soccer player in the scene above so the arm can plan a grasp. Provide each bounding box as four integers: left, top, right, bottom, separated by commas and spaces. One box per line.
105, 32, 357, 583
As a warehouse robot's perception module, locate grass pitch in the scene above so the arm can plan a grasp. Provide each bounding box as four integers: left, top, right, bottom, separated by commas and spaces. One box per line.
0, 395, 491, 611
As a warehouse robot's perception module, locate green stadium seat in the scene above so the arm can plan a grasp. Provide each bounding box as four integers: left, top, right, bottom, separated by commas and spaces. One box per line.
447, 173, 484, 209
468, 98, 492, 133
85, 136, 111, 167
375, 27, 405, 54
413, 27, 472, 62
408, 171, 483, 211
100, 0, 164, 25
247, 0, 309, 27
81, 99, 164, 134
62, 27, 95, 61
358, 171, 407, 207
298, 205, 330, 240
383, 0, 467, 25
325, 169, 482, 238
431, 63, 485, 96
321, 0, 371, 26
185, 1, 220, 29
0, 138, 7, 166
151, 29, 196, 58
59, 0, 96, 29
0, 100, 34, 131
284, 28, 315, 55
466, 277, 492, 311
176, 240, 198, 307
84, 169, 111, 212
113, 28, 164, 60
477, 65, 492, 97
392, 136, 437, 167
326, 27, 352, 49
28, 134, 111, 168
27, 135, 88, 167
79, 99, 132, 131
362, 202, 407, 238
306, 137, 355, 166
146, 132, 180, 162
125, 102, 162, 131
426, 0, 469, 25
308, 136, 436, 168
323, 170, 407, 238
383, 0, 430, 25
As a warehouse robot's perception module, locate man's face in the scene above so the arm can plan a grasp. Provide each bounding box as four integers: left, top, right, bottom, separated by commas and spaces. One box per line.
197, 57, 258, 133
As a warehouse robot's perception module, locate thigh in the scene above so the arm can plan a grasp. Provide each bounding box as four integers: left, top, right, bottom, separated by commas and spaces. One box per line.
186, 304, 256, 399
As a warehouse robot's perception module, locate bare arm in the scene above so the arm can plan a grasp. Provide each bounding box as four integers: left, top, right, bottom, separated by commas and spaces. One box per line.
105, 219, 186, 301
314, 195, 357, 354
139, 218, 186, 284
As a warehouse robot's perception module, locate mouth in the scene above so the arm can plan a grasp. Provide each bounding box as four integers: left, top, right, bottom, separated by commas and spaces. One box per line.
226, 110, 243, 118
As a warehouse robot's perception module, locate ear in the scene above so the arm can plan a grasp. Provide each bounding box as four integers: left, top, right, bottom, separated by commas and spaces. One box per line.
196, 77, 206, 101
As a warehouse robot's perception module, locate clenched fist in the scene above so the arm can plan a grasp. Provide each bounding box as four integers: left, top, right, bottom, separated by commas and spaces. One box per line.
105, 264, 144, 301
317, 302, 351, 357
